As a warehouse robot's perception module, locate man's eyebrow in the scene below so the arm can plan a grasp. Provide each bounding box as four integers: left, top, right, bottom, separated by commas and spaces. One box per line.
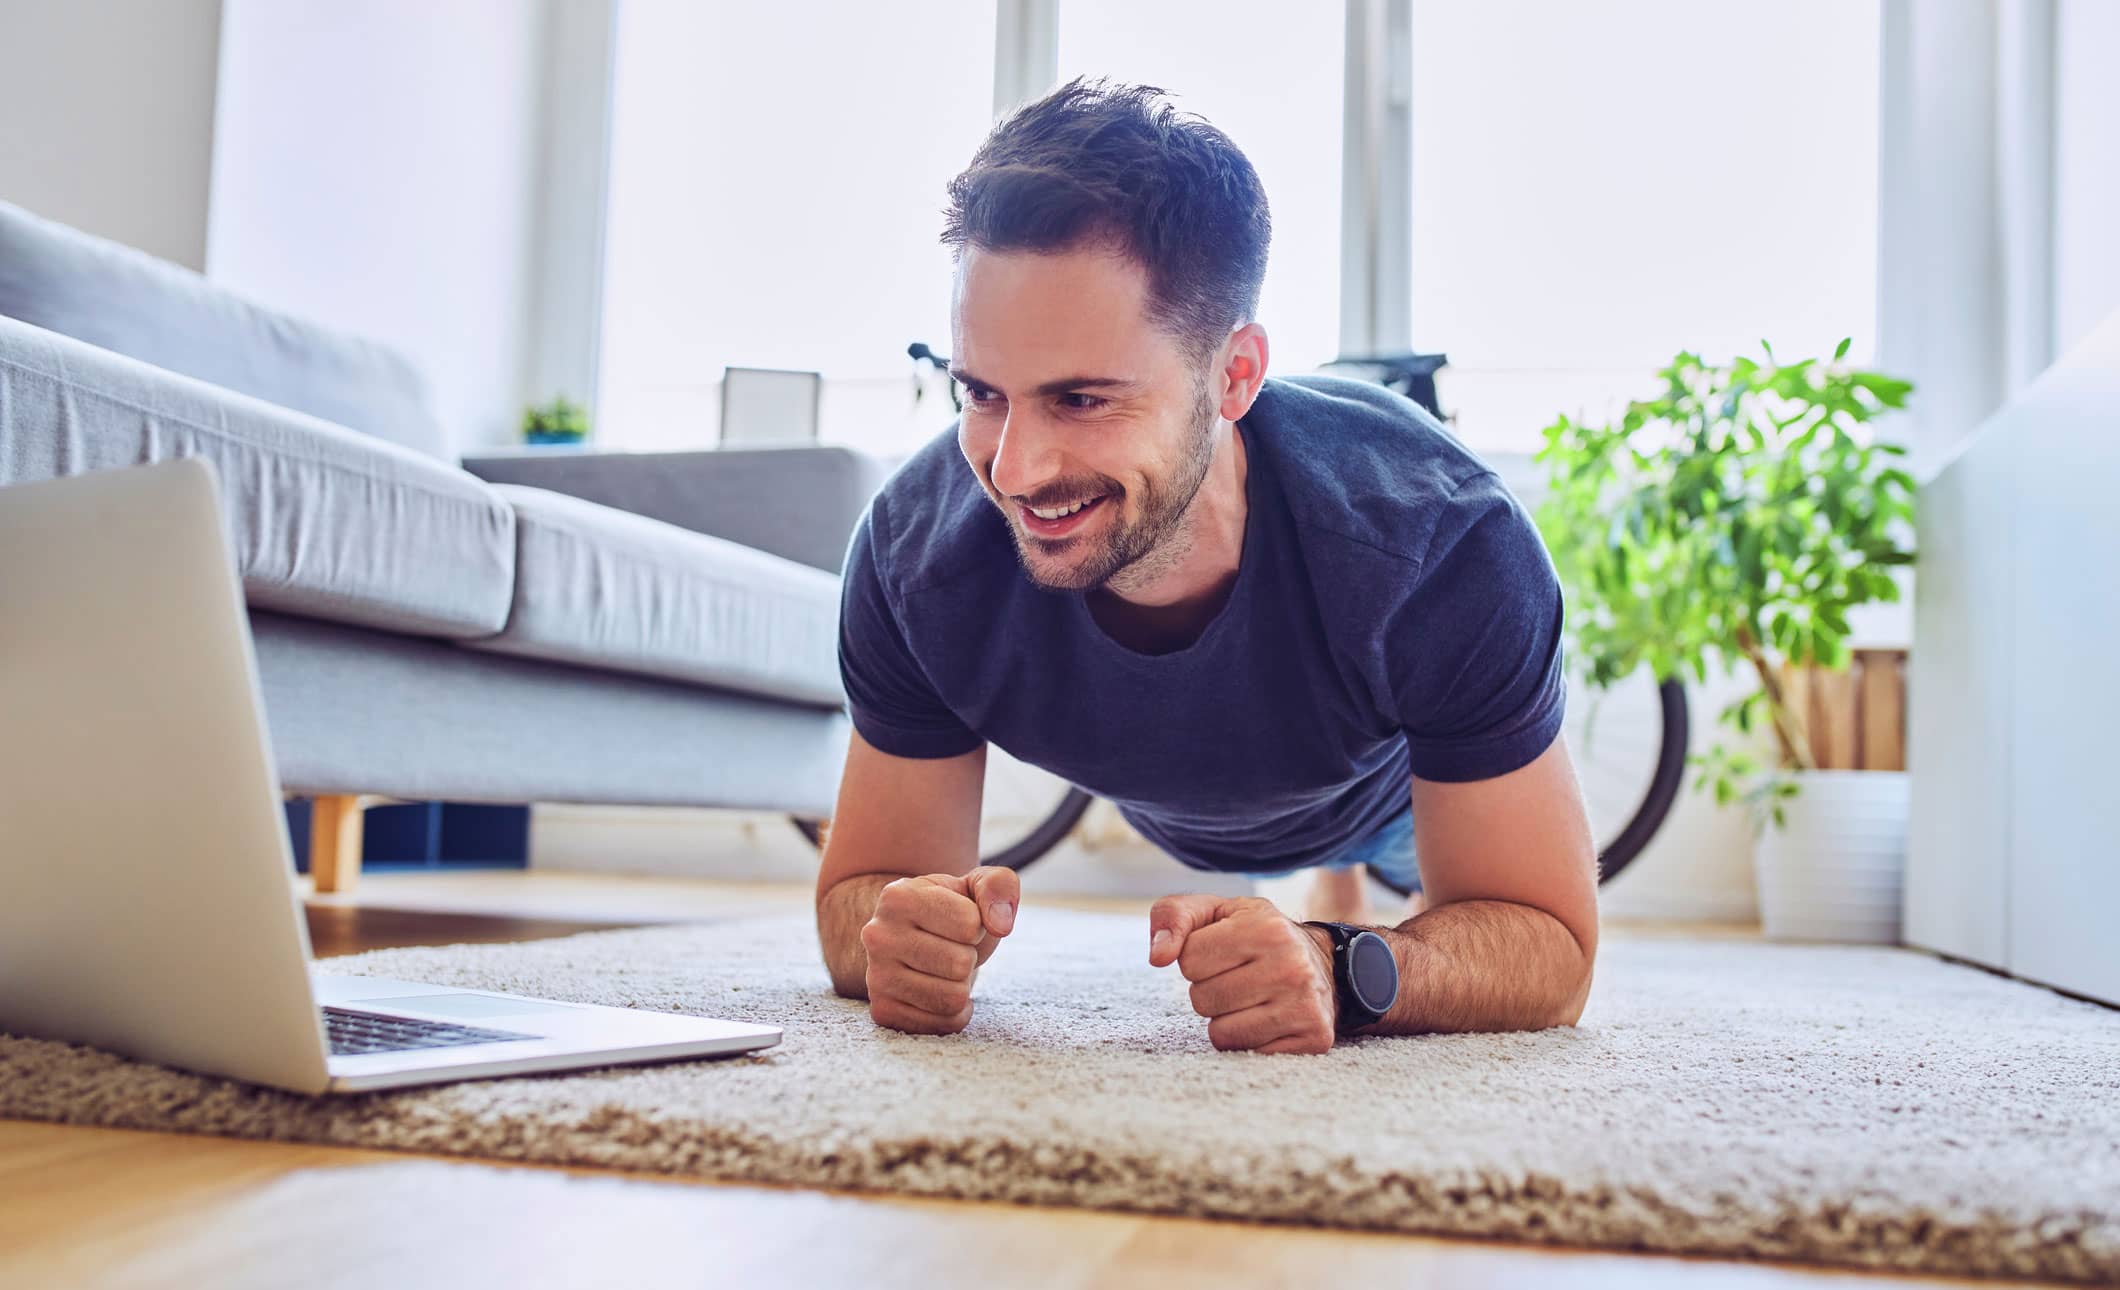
949, 370, 1142, 397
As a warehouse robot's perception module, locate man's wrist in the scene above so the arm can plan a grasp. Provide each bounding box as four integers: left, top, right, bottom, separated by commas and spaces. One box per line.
1299, 920, 1350, 1042
1358, 925, 1419, 1035
1301, 921, 1336, 980
1305, 919, 1417, 1036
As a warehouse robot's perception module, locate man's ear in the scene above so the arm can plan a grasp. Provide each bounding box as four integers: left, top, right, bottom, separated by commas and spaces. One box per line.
1216, 322, 1271, 423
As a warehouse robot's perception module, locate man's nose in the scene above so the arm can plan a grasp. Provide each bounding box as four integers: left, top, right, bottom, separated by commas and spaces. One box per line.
988, 408, 1062, 500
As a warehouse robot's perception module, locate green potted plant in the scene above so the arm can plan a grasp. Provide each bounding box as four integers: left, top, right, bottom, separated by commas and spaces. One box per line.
523, 395, 591, 447
1531, 339, 1917, 942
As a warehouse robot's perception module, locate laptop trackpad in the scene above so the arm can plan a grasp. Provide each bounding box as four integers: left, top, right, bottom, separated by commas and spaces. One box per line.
348, 992, 582, 1020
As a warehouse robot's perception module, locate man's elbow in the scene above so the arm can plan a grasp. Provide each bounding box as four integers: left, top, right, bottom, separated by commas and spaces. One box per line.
1544, 885, 1599, 1026
817, 914, 872, 1002
1550, 941, 1596, 1027
821, 934, 871, 1001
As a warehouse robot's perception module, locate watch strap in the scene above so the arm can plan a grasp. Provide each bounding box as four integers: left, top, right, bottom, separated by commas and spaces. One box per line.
1305, 920, 1394, 1032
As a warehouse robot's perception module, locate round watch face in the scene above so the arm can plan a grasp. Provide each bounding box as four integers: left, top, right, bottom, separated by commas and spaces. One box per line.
1348, 931, 1398, 1014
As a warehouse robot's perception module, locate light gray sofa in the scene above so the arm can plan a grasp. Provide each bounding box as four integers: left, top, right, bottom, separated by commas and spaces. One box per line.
0, 198, 894, 887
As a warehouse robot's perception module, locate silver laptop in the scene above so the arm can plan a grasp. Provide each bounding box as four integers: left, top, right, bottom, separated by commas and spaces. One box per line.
0, 457, 781, 1094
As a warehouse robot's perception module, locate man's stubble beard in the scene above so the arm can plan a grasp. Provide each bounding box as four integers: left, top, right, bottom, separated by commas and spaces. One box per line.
1010, 374, 1220, 596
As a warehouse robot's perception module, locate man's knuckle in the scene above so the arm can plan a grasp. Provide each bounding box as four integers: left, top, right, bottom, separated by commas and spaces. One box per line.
928, 896, 975, 936
923, 977, 971, 1013
873, 991, 960, 1036
905, 891, 970, 940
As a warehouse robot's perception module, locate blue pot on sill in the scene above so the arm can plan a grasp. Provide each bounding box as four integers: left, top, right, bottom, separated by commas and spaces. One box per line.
524, 431, 589, 449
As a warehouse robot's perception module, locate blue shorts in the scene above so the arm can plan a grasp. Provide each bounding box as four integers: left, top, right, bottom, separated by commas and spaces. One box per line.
1253, 806, 1421, 892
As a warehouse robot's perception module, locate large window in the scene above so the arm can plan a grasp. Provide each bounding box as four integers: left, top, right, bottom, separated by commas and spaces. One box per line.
1056, 1, 1345, 374
1409, 0, 1881, 451
595, 2, 1880, 459
598, 1, 995, 455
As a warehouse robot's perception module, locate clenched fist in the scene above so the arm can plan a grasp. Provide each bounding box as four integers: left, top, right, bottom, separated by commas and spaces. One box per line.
1148, 894, 1340, 1054
860, 866, 1019, 1035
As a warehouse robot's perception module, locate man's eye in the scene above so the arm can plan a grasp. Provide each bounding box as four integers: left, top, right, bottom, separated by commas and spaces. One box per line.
964, 387, 1000, 406
1060, 393, 1107, 411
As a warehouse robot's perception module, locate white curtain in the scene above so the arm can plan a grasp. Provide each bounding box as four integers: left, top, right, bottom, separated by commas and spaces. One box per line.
1879, 0, 2120, 481
1877, 0, 2055, 480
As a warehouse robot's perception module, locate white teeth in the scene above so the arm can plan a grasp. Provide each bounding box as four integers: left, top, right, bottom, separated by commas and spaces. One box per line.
1030, 497, 1096, 520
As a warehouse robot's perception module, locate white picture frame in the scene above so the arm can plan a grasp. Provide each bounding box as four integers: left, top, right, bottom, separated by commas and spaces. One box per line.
719, 367, 822, 448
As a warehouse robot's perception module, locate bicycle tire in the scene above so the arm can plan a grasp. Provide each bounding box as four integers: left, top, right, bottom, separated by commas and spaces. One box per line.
1592, 677, 1691, 884
792, 785, 1097, 871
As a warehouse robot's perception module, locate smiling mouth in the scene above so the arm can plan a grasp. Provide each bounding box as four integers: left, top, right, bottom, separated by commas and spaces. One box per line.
1017, 493, 1110, 539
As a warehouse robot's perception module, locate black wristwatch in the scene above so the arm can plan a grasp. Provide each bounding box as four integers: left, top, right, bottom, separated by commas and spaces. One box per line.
1305, 921, 1399, 1033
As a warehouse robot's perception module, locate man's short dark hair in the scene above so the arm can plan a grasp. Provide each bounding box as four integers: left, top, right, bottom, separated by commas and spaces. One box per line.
941, 77, 1271, 361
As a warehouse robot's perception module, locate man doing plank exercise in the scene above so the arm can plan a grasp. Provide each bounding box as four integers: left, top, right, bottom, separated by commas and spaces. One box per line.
816, 79, 1598, 1054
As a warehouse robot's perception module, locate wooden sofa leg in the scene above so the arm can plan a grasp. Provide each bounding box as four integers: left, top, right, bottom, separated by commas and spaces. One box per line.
310, 795, 371, 895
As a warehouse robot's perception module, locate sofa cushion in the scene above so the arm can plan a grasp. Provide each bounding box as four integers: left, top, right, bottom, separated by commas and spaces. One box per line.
464, 484, 846, 708
0, 199, 447, 461
0, 314, 515, 638
463, 445, 897, 574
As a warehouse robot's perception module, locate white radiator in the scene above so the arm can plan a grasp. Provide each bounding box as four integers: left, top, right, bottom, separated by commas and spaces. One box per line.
1906, 309, 2120, 1005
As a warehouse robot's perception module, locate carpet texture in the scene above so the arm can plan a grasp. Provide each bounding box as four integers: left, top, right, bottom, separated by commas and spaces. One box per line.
3, 908, 2116, 1283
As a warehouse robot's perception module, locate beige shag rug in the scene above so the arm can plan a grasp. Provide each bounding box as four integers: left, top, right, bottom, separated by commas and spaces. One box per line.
3, 908, 2116, 1283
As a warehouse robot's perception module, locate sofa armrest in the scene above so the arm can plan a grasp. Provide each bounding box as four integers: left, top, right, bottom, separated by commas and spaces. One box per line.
460, 445, 899, 574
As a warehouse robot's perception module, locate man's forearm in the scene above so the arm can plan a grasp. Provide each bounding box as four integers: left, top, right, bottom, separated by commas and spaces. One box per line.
1358, 899, 1595, 1036
816, 873, 895, 1000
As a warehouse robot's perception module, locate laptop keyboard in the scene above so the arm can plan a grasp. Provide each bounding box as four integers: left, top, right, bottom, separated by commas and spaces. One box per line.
323, 1005, 537, 1056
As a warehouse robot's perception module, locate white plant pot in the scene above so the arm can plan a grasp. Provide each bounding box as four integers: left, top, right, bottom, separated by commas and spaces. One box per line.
1753, 769, 1910, 944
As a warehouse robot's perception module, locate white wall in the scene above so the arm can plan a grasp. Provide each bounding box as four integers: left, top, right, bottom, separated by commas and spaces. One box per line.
2053, 0, 2120, 357
0, 0, 223, 270
205, 0, 554, 454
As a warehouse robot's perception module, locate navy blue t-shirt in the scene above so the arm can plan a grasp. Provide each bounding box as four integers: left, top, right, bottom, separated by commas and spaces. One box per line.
837, 374, 1567, 876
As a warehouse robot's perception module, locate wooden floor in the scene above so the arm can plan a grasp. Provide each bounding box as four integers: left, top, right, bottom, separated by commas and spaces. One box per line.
0, 871, 2063, 1290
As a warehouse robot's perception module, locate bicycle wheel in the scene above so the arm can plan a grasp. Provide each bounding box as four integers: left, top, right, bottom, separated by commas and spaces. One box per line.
1573, 669, 1689, 884
792, 741, 1094, 871
1364, 660, 1689, 898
